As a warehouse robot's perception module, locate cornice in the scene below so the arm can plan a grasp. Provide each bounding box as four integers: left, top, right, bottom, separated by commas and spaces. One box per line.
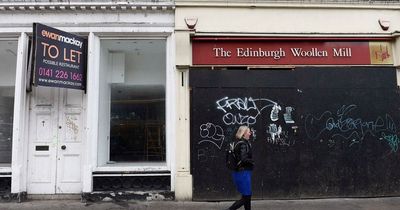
0, 2, 175, 12
175, 1, 400, 10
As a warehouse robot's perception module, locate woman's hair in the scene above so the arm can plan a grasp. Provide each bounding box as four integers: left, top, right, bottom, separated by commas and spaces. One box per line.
235, 125, 249, 139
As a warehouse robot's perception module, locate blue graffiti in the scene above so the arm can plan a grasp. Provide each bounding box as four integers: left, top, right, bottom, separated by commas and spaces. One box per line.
382, 133, 400, 153
305, 105, 398, 152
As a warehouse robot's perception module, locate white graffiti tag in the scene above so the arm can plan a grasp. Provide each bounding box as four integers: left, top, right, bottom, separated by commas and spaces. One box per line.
267, 123, 282, 143
266, 123, 294, 146
216, 97, 281, 125
284, 107, 295, 124
270, 104, 282, 122
199, 122, 225, 149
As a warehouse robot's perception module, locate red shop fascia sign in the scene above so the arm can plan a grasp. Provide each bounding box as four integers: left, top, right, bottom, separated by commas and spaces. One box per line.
191, 37, 394, 66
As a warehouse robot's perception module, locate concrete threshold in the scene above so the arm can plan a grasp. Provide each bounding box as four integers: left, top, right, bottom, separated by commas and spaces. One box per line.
27, 194, 81, 200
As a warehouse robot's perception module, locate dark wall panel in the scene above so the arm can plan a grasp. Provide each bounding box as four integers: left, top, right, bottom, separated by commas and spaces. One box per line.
189, 69, 296, 88
299, 88, 400, 197
190, 67, 400, 201
191, 87, 300, 200
296, 67, 397, 89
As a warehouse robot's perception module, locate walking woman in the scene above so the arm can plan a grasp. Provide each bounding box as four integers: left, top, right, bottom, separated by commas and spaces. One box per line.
226, 125, 254, 210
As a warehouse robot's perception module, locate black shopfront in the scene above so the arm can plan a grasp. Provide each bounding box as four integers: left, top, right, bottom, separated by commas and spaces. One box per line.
189, 37, 400, 200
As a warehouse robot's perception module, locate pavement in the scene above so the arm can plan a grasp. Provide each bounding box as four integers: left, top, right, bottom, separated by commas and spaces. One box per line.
1, 197, 400, 210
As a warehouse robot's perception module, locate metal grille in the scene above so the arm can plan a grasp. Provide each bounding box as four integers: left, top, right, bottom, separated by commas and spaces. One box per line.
0, 177, 11, 193
93, 176, 170, 191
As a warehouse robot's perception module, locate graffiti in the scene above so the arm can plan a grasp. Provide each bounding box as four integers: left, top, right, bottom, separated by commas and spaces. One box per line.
305, 104, 398, 150
66, 116, 79, 140
284, 107, 295, 124
215, 96, 297, 147
216, 96, 275, 125
250, 128, 257, 140
266, 124, 294, 146
197, 147, 219, 163
222, 113, 257, 126
267, 124, 282, 142
327, 139, 336, 148
216, 97, 264, 113
199, 122, 225, 149
216, 97, 295, 125
270, 104, 281, 122
382, 133, 400, 153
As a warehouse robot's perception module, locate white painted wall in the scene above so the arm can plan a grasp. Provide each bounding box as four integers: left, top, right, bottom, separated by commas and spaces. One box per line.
175, 4, 400, 35
83, 32, 100, 193
166, 33, 176, 191
173, 31, 192, 200
0, 6, 175, 194
125, 45, 166, 85
0, 11, 174, 33
97, 44, 112, 167
11, 33, 29, 193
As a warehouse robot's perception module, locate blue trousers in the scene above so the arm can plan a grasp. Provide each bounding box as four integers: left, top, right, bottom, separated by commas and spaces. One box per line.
232, 170, 252, 196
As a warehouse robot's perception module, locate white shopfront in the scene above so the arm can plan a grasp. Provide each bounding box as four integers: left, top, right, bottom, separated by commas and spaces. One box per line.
0, 1, 176, 198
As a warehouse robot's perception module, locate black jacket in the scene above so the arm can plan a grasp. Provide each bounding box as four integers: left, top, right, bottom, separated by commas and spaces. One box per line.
234, 138, 254, 171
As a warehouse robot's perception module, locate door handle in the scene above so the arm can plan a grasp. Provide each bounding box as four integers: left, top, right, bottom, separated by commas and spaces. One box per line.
61, 145, 66, 150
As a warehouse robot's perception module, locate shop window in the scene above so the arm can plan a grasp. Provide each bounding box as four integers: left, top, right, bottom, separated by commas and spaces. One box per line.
0, 40, 17, 165
98, 40, 166, 164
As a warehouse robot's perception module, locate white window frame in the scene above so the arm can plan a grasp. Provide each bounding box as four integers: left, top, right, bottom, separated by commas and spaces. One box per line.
0, 37, 22, 173
91, 34, 175, 174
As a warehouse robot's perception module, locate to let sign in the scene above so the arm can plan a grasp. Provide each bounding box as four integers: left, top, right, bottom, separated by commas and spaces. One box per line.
192, 37, 393, 66
33, 23, 87, 90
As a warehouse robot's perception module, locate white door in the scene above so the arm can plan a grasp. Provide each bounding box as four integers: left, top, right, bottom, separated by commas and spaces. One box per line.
27, 86, 84, 194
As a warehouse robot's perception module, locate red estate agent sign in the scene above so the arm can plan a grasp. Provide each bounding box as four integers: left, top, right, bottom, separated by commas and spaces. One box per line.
33, 23, 87, 90
192, 37, 393, 66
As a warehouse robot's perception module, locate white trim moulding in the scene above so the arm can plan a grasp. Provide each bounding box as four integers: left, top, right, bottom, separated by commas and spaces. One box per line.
0, 2, 175, 12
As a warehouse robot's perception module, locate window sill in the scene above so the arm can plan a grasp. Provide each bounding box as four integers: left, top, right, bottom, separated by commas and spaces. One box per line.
94, 162, 168, 173
0, 163, 11, 166
0, 165, 11, 176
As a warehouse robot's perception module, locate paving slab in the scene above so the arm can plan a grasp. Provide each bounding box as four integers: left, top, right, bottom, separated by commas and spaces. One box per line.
0, 197, 399, 210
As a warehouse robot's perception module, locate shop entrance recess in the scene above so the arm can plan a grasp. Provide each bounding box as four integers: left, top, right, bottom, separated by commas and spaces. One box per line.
27, 87, 84, 194
190, 67, 400, 200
